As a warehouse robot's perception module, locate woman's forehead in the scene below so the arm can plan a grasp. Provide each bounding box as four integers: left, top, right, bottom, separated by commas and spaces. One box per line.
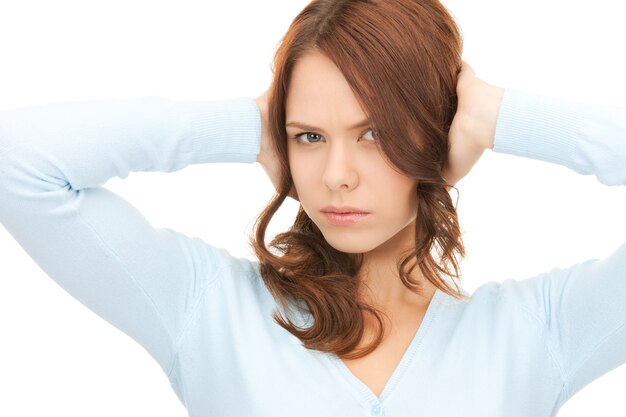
285, 51, 369, 129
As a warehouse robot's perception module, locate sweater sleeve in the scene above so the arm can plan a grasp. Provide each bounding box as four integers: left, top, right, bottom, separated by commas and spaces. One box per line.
0, 96, 261, 376
492, 89, 626, 404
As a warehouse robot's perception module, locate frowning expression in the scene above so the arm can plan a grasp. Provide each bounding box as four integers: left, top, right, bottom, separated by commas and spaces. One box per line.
285, 50, 418, 255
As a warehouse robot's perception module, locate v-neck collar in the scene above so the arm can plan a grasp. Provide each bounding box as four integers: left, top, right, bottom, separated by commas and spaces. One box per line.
326, 288, 445, 406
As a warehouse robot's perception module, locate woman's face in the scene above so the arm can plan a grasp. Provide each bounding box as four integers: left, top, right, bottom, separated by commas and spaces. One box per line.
285, 50, 418, 255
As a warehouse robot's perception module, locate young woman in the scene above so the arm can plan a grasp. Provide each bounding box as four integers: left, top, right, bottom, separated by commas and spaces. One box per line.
0, 0, 624, 416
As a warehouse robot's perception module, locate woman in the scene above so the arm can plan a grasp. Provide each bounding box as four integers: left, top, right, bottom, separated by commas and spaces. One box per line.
0, 0, 624, 416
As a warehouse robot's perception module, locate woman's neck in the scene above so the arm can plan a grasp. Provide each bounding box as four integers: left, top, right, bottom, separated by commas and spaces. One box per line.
356, 219, 436, 312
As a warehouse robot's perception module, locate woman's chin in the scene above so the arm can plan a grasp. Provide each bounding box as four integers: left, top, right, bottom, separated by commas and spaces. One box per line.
321, 233, 376, 254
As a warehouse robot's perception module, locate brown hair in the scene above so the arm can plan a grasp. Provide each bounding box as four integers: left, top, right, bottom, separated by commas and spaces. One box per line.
249, 0, 468, 359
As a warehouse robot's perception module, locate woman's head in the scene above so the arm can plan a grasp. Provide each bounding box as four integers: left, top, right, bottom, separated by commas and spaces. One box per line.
251, 0, 467, 359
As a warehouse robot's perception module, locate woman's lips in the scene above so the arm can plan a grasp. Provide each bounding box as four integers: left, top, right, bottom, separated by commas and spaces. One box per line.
321, 211, 370, 226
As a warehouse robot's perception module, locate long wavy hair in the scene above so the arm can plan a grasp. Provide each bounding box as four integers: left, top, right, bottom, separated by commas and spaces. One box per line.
249, 0, 467, 360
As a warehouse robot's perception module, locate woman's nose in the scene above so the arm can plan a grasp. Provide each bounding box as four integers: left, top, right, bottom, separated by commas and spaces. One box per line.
322, 142, 359, 192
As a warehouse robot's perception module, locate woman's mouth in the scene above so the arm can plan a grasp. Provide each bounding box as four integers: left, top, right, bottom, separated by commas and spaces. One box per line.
321, 210, 370, 226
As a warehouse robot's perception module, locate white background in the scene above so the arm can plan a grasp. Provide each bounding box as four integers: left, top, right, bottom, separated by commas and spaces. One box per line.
0, 0, 624, 416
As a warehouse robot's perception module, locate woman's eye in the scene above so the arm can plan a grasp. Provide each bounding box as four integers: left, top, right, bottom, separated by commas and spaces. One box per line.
291, 129, 377, 144
362, 129, 378, 142
294, 132, 324, 144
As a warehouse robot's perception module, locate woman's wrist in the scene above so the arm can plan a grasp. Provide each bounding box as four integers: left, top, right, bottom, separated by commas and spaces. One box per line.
479, 84, 505, 150
254, 92, 270, 165
456, 82, 505, 151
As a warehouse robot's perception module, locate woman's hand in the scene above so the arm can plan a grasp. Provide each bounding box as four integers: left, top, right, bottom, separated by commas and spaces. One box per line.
255, 90, 299, 201
254, 90, 278, 188
444, 61, 505, 187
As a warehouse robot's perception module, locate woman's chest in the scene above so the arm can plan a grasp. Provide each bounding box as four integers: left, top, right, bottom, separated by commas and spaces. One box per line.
176, 283, 564, 416
340, 311, 428, 398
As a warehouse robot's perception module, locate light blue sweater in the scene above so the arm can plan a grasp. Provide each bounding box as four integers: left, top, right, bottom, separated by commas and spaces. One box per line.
0, 90, 624, 417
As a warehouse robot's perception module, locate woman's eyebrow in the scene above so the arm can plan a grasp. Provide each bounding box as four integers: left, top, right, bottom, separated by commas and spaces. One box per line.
285, 118, 371, 133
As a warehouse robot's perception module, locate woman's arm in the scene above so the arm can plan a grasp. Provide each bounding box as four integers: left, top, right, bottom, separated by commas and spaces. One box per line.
445, 61, 625, 187
0, 96, 261, 376
493, 89, 626, 186
448, 65, 626, 405
492, 88, 626, 404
